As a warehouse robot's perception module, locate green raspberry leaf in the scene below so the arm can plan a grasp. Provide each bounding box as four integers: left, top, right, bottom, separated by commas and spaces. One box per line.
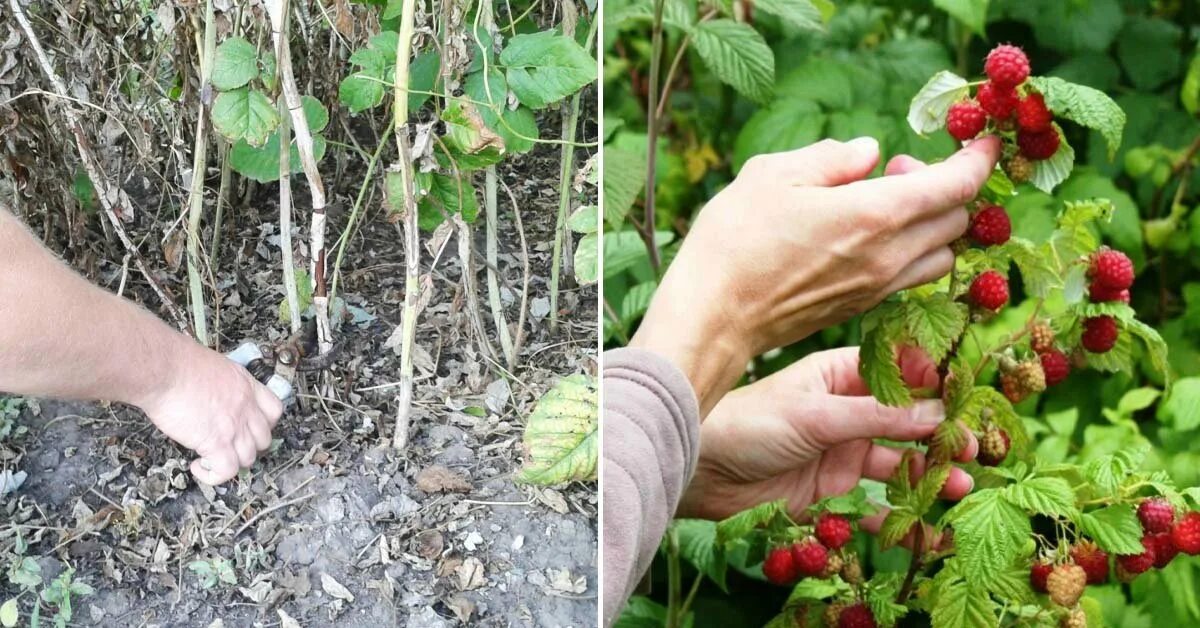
932, 0, 989, 37
1126, 317, 1172, 386
1085, 445, 1149, 494
1004, 238, 1061, 298
1078, 504, 1144, 555
810, 486, 878, 518
914, 463, 953, 513
902, 294, 968, 363
716, 499, 787, 546
907, 70, 969, 135
690, 20, 775, 105
501, 31, 598, 109
753, 0, 823, 32
865, 573, 910, 625
929, 420, 970, 463
878, 508, 919, 550
786, 578, 849, 604
1029, 126, 1075, 193
1027, 76, 1126, 160
931, 570, 998, 628
1003, 476, 1079, 519
673, 519, 729, 592
859, 305, 911, 407
211, 36, 260, 91
1052, 199, 1113, 264
1183, 52, 1200, 115
943, 489, 1030, 590
944, 353, 976, 418
211, 87, 279, 147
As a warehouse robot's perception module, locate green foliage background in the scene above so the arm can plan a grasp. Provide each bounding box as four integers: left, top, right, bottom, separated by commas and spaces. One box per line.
603, 0, 1200, 625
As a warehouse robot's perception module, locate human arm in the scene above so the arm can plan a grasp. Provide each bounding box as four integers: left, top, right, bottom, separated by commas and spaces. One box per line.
630, 137, 1002, 416
601, 347, 700, 627
0, 207, 281, 484
676, 347, 977, 527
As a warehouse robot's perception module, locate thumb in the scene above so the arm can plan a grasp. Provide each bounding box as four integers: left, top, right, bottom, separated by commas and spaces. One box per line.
749, 137, 880, 187
808, 396, 945, 446
190, 448, 240, 486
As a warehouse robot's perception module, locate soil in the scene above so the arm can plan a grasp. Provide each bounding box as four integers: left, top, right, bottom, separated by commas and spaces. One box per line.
0, 108, 598, 627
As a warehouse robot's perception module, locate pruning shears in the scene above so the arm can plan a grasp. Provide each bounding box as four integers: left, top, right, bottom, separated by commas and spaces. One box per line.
224, 319, 340, 403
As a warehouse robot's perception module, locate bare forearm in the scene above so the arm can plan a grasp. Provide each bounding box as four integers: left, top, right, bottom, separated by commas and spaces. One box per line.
0, 209, 194, 409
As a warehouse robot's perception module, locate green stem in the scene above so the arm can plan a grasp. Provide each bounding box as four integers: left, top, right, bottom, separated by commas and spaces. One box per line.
641, 0, 665, 273
329, 123, 393, 303
549, 17, 596, 334
665, 528, 683, 628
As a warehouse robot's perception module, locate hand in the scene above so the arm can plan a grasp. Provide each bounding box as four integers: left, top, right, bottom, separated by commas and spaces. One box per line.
137, 344, 284, 485
676, 347, 977, 531
631, 137, 1001, 414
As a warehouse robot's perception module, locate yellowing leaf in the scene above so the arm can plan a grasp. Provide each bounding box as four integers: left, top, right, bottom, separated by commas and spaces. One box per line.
516, 374, 597, 485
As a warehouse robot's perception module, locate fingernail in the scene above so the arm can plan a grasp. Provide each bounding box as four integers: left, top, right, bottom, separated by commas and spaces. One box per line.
846, 136, 879, 157
912, 401, 946, 424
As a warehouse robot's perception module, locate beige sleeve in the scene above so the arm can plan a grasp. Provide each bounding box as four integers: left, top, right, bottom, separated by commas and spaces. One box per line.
602, 347, 700, 626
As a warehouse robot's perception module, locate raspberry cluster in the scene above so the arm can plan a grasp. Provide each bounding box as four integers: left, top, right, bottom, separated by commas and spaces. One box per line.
1029, 499, 1200, 618
762, 514, 857, 587
944, 44, 1062, 184
761, 513, 877, 627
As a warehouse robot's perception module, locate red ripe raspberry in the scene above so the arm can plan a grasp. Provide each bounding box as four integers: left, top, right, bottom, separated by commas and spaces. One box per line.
1171, 511, 1200, 555
1016, 93, 1053, 132
1030, 561, 1053, 593
1089, 281, 1131, 304
1089, 249, 1135, 291
978, 427, 1011, 466
984, 44, 1031, 88
1017, 128, 1061, 160
1116, 542, 1156, 576
1147, 532, 1180, 568
947, 100, 988, 141
815, 513, 853, 550
1139, 497, 1177, 534
969, 271, 1009, 311
977, 81, 1018, 120
1071, 541, 1109, 584
1081, 316, 1118, 354
763, 546, 799, 585
968, 204, 1011, 246
837, 603, 877, 628
1040, 349, 1071, 387
792, 539, 829, 577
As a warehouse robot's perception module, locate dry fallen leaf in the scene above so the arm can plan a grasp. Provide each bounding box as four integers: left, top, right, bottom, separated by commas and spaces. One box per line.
320, 573, 355, 602
416, 465, 472, 493
456, 557, 486, 590
445, 593, 476, 622
277, 608, 302, 628
415, 530, 444, 560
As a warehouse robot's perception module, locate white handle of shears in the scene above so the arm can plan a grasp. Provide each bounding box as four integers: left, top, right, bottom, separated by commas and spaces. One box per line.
225, 342, 294, 402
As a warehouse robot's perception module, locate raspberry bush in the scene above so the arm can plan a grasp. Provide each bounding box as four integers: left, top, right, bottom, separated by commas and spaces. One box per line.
607, 3, 1200, 627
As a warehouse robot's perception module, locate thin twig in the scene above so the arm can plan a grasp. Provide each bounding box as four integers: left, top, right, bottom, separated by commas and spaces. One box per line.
499, 178, 531, 366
